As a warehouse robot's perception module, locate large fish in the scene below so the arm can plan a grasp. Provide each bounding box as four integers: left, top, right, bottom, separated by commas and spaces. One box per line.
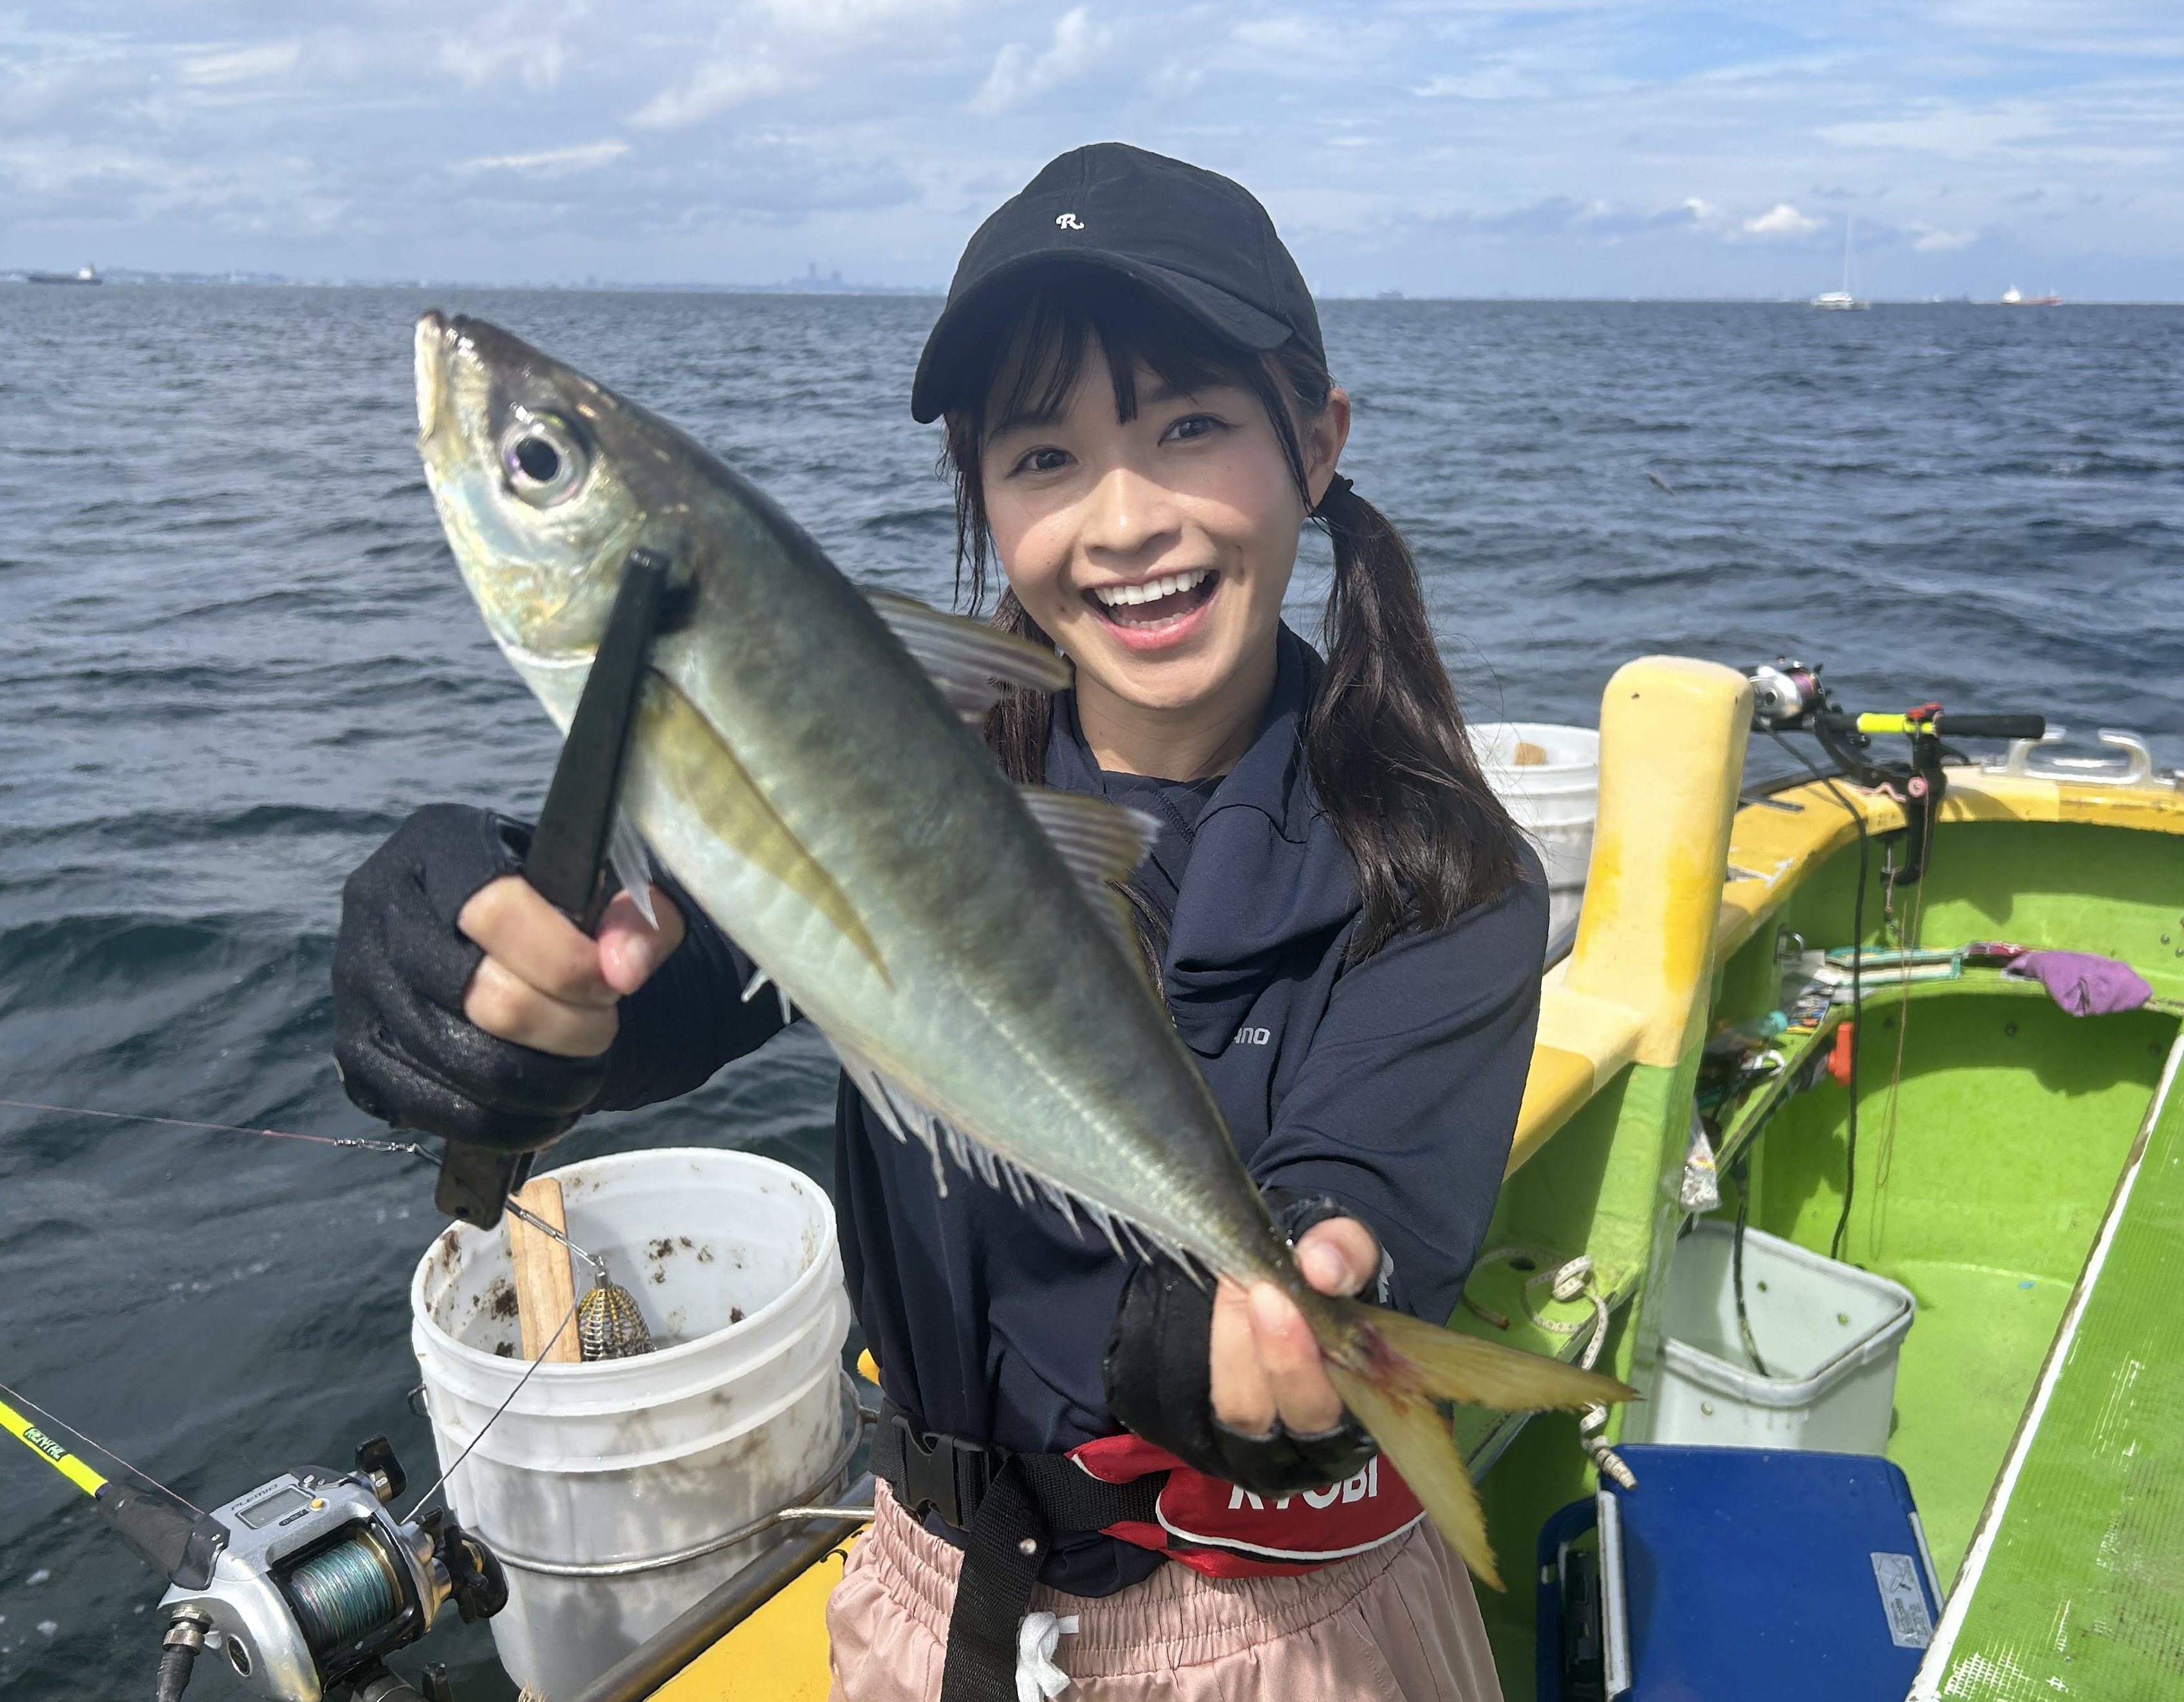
411, 312, 1630, 1583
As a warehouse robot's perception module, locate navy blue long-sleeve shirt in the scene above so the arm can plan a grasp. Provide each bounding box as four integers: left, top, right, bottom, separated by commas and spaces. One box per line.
593, 625, 1547, 1593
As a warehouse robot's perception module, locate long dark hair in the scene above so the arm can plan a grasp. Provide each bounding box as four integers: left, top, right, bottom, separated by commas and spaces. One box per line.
942, 272, 1524, 959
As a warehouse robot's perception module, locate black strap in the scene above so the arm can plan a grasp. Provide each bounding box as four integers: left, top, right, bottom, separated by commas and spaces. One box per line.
870, 1405, 1163, 1702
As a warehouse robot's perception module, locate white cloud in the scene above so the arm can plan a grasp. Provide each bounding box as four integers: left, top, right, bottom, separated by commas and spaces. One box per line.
3, 0, 2180, 295
1743, 201, 1822, 237
1818, 105, 2055, 161
432, 1, 591, 91
631, 0, 953, 129
1412, 61, 1549, 101
632, 60, 793, 127
969, 7, 1112, 117
457, 140, 630, 175
179, 41, 301, 86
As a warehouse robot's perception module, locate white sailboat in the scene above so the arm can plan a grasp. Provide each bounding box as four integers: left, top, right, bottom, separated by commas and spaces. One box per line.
1813, 216, 1867, 310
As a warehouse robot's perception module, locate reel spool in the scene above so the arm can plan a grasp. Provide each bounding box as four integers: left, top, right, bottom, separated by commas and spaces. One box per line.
154, 1437, 505, 1702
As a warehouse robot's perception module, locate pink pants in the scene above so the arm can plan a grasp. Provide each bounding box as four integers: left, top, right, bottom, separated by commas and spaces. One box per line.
826, 1483, 1504, 1701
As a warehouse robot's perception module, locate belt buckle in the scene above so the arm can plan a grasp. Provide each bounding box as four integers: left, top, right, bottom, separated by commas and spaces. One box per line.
895, 1421, 994, 1530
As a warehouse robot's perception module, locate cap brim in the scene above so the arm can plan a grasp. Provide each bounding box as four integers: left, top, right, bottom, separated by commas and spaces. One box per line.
910, 252, 1294, 424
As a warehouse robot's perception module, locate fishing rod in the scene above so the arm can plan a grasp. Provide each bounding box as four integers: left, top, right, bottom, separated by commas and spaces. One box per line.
3, 1385, 506, 1702
1742, 656, 2046, 1263
1745, 658, 2045, 887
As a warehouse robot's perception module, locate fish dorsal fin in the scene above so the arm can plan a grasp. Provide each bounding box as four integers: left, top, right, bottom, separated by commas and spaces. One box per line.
1017, 787, 1160, 959
866, 590, 1071, 722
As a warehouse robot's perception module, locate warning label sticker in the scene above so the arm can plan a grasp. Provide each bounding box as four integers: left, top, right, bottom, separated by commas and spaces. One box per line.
1871, 1551, 1934, 1649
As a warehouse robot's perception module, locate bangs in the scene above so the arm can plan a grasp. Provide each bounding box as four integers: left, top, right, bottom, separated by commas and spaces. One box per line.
966, 270, 1285, 449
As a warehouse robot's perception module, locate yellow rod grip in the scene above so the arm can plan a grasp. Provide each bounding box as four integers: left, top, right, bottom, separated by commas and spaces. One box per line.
1, 1396, 108, 1497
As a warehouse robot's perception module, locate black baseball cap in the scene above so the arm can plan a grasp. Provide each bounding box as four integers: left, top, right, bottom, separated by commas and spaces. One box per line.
910, 143, 1323, 424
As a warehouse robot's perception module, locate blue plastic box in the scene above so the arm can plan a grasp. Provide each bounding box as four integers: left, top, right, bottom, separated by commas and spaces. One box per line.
1536, 1445, 1946, 1701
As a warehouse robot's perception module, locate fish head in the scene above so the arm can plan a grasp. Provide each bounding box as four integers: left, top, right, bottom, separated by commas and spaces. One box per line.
414, 311, 672, 664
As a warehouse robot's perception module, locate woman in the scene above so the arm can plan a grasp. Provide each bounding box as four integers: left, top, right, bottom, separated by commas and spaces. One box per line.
333, 144, 1543, 1701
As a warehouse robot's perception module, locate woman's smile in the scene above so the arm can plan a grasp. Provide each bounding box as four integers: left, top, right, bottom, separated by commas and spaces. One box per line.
1083, 566, 1220, 649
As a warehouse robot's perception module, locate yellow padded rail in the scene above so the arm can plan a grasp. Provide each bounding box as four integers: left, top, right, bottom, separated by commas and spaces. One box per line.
1507, 657, 1752, 1172
1714, 767, 2184, 962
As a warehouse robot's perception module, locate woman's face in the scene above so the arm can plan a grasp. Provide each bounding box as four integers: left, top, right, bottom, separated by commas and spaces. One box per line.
980, 342, 1347, 725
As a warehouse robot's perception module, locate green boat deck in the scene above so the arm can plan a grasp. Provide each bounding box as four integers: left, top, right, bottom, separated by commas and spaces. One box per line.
1913, 1034, 2184, 1698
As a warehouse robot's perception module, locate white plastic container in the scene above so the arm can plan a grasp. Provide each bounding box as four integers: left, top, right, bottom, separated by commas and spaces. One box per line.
1634, 1221, 1915, 1454
1471, 721, 1600, 939
410, 1149, 853, 1700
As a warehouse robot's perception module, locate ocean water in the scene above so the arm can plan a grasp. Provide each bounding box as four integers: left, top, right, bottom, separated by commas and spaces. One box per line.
3, 287, 2179, 1699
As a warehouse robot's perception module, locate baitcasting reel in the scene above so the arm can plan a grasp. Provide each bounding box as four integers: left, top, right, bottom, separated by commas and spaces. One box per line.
1744, 657, 2046, 886
148, 1437, 506, 1702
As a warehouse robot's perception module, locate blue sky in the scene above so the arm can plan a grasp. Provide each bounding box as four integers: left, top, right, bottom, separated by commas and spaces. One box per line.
5, 3, 2179, 298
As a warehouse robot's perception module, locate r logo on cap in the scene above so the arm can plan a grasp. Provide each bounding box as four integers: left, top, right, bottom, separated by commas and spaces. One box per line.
1056, 213, 1084, 230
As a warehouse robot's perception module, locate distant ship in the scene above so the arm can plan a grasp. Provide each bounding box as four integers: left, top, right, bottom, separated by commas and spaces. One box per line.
1813, 217, 1868, 310
27, 263, 101, 285
2000, 285, 2062, 306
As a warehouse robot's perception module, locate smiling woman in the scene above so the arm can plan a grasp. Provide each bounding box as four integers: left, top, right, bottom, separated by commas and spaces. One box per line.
932, 263, 1522, 960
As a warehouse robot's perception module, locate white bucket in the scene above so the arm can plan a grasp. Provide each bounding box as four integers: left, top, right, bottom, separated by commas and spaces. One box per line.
1632, 1222, 1916, 1455
409, 1148, 854, 1701
1472, 721, 1600, 940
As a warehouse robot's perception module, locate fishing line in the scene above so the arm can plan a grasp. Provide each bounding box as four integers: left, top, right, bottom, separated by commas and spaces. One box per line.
1, 1099, 572, 1521
0, 1097, 434, 1161
402, 1293, 579, 1524
1768, 731, 1868, 1263
0, 1376, 202, 1512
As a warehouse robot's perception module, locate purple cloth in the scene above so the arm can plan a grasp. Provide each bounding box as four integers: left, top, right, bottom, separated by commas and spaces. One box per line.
2003, 950, 2154, 1016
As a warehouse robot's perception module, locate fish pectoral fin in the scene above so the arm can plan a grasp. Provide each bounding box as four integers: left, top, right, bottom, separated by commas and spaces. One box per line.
637, 678, 888, 984
608, 809, 657, 928
864, 590, 1072, 722
1016, 787, 1161, 960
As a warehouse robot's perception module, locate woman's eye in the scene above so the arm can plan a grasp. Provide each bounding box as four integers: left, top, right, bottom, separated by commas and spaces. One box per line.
1013, 446, 1071, 475
1165, 413, 1224, 444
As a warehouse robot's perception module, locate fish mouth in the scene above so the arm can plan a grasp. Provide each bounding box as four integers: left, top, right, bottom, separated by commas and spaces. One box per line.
413, 310, 458, 446
1081, 568, 1218, 643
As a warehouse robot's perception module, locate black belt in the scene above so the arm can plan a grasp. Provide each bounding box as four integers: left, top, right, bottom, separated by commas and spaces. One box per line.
869, 1401, 1164, 1702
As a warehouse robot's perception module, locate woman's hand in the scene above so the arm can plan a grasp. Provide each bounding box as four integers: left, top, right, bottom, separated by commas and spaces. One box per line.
332, 804, 687, 1150
1209, 1217, 1379, 1436
458, 876, 686, 1056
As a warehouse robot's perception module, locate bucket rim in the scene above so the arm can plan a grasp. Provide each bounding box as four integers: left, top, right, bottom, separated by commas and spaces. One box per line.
1470, 720, 1601, 779
1659, 1221, 1916, 1399
409, 1146, 835, 1385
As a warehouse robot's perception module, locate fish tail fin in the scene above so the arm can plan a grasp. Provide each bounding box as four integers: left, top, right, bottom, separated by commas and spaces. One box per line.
1316, 1297, 1636, 1592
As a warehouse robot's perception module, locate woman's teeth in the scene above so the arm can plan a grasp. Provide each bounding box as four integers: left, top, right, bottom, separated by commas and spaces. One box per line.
1089, 569, 1214, 626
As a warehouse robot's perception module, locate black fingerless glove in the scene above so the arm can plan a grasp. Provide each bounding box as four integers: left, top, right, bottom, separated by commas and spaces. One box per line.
331, 804, 609, 1150
1102, 1189, 1378, 1497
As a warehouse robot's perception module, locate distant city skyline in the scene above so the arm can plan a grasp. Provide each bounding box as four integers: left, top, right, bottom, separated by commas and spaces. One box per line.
6, 3, 2179, 301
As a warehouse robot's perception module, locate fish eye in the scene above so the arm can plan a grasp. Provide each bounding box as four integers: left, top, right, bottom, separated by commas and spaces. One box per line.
498, 410, 588, 507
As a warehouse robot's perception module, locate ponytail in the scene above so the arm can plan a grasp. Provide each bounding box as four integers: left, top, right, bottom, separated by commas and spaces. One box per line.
946, 276, 1526, 959
1306, 472, 1522, 957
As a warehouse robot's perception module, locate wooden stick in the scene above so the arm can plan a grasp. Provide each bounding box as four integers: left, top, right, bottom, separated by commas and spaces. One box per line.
509, 1175, 582, 1363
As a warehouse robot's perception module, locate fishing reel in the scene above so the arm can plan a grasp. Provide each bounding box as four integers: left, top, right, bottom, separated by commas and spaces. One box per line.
149, 1437, 505, 1702
1744, 657, 2046, 887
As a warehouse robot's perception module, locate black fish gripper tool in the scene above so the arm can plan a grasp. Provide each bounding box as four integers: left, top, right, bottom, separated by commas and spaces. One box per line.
434, 548, 673, 1230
